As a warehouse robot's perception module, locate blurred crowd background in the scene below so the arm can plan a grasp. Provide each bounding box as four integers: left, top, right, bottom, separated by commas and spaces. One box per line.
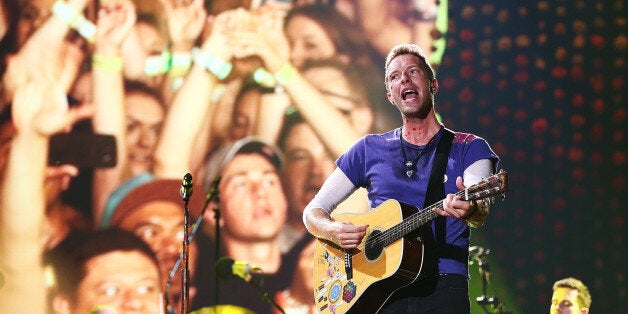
0, 0, 625, 313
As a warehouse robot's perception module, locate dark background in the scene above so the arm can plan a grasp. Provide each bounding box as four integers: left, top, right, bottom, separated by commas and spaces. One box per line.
437, 1, 626, 313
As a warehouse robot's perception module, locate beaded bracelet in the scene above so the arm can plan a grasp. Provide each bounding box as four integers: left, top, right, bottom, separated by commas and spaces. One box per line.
51, 1, 96, 42
191, 47, 232, 80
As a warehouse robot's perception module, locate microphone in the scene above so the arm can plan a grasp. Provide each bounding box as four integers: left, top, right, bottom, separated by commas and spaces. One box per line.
180, 173, 193, 202
215, 257, 260, 283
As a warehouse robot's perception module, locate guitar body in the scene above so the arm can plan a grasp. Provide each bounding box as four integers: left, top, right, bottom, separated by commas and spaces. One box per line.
313, 199, 425, 314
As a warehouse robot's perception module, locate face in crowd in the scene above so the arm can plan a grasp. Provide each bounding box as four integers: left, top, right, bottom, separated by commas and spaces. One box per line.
117, 200, 199, 294
230, 85, 262, 141
285, 14, 337, 69
124, 90, 165, 176
63, 250, 161, 314
218, 152, 287, 242
550, 287, 589, 314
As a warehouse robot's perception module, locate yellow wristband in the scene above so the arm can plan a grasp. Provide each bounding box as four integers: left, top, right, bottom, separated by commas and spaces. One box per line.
274, 62, 297, 86
170, 52, 193, 77
93, 54, 123, 72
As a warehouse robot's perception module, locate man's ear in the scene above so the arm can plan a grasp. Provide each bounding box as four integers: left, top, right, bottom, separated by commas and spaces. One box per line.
386, 92, 395, 106
431, 78, 439, 94
52, 294, 72, 314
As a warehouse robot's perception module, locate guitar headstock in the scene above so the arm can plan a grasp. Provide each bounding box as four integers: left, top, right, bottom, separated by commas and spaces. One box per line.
464, 170, 508, 201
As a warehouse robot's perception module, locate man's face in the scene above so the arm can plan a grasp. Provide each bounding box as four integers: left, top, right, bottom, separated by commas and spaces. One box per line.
70, 251, 161, 314
117, 201, 198, 290
282, 123, 335, 220
386, 54, 433, 119
219, 153, 287, 241
550, 287, 587, 314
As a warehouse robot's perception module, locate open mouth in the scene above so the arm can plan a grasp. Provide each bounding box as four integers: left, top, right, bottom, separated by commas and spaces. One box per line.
402, 89, 417, 100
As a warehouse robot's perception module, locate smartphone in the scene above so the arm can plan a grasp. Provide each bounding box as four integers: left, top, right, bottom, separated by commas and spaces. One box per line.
48, 133, 117, 168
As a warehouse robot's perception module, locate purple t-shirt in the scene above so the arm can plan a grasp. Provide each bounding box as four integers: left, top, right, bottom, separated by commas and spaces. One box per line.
336, 126, 499, 276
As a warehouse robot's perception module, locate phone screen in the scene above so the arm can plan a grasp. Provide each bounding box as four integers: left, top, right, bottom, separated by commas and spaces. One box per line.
48, 133, 117, 168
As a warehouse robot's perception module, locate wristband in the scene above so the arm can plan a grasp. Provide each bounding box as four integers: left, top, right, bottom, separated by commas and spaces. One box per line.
144, 51, 172, 76
170, 52, 193, 77
93, 53, 123, 72
253, 68, 277, 88
191, 47, 232, 80
52, 1, 95, 42
274, 62, 297, 86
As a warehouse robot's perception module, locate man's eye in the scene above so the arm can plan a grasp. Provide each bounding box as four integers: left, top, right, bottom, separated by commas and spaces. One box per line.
138, 227, 158, 240
136, 283, 157, 295
103, 285, 120, 296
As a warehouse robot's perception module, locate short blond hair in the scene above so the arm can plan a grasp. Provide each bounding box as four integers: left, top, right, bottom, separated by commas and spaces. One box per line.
384, 44, 435, 91
553, 277, 592, 309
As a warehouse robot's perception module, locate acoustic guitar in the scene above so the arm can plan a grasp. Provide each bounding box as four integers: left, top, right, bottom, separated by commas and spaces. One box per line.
312, 170, 508, 314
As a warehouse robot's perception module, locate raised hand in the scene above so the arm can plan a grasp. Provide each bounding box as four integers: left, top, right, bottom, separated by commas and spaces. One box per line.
161, 0, 207, 52
95, 0, 137, 55
12, 76, 71, 137
199, 8, 253, 61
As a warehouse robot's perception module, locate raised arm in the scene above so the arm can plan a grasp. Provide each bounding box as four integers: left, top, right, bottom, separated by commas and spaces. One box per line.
91, 0, 136, 224
152, 10, 234, 179
0, 76, 73, 314
229, 26, 362, 158
2, 0, 90, 100
158, 0, 207, 104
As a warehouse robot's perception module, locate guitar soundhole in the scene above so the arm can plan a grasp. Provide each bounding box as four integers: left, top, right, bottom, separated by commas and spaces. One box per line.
364, 230, 384, 261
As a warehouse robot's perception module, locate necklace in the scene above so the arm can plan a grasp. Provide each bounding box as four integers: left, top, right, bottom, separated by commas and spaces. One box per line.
399, 128, 435, 178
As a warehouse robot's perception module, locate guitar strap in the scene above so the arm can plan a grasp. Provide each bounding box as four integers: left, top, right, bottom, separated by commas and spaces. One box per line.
425, 127, 455, 243
424, 128, 455, 209
387, 128, 455, 303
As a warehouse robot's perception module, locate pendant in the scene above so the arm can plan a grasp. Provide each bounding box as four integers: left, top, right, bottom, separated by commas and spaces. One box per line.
405, 161, 413, 167
406, 170, 413, 177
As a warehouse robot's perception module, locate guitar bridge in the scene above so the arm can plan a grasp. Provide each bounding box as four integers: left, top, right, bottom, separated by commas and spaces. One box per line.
344, 251, 353, 280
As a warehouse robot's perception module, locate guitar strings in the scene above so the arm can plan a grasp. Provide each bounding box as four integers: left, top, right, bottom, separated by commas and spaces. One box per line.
353, 176, 503, 254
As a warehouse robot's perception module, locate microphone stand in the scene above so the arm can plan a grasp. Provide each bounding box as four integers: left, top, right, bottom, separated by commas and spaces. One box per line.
164, 175, 221, 314
181, 174, 193, 314
181, 199, 190, 314
251, 279, 285, 314
470, 246, 511, 314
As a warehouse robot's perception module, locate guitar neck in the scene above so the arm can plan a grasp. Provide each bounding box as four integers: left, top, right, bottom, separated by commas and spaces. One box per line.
379, 189, 477, 247
378, 202, 439, 247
